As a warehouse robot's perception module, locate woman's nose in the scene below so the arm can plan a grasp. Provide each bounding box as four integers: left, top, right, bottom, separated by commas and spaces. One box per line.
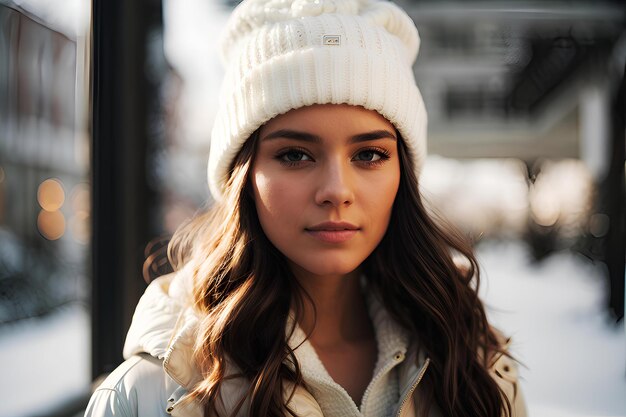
314, 160, 354, 207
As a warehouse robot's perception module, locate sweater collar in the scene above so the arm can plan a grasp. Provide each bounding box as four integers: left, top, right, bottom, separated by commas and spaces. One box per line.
286, 288, 411, 381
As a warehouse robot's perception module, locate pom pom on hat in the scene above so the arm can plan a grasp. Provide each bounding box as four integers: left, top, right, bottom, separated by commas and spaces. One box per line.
208, 0, 428, 200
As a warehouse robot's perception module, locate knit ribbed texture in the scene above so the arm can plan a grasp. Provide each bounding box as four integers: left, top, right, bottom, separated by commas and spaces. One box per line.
208, 0, 427, 200
286, 285, 411, 417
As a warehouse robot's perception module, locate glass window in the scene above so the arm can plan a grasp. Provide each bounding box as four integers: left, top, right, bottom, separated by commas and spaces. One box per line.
0, 3, 91, 416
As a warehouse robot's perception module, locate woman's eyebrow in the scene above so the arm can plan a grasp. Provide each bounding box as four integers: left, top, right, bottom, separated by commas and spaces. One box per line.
262, 129, 322, 143
261, 129, 397, 143
350, 130, 397, 143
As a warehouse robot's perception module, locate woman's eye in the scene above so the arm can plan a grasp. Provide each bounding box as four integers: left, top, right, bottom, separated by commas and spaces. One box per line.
355, 150, 380, 162
354, 149, 389, 162
279, 151, 311, 163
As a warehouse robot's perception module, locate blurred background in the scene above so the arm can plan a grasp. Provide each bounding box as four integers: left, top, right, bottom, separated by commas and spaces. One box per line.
0, 0, 624, 416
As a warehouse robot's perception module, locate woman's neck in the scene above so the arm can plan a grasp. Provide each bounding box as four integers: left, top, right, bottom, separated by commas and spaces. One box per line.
290, 265, 374, 349
290, 264, 378, 406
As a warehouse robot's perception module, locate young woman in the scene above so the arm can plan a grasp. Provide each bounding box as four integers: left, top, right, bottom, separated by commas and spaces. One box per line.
85, 0, 527, 416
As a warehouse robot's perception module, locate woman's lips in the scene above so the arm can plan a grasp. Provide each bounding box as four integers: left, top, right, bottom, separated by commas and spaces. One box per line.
306, 229, 358, 243
305, 221, 359, 243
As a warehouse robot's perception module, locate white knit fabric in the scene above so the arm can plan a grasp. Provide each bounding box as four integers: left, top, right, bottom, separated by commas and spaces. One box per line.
286, 289, 411, 417
208, 0, 428, 200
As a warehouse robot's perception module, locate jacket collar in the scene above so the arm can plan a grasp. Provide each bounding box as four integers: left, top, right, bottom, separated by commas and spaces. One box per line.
124, 268, 424, 393
123, 264, 203, 388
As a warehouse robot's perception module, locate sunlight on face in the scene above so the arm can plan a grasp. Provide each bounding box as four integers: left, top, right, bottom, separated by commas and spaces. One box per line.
251, 104, 401, 280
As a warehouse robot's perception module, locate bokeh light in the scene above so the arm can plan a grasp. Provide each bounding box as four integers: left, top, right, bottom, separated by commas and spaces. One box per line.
37, 178, 65, 212
529, 160, 593, 232
530, 191, 560, 227
37, 209, 66, 240
68, 183, 91, 244
70, 183, 90, 213
69, 211, 90, 244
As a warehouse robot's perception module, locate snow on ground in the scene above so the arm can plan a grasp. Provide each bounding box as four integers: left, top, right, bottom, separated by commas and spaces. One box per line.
0, 240, 624, 416
0, 304, 90, 417
477, 239, 626, 417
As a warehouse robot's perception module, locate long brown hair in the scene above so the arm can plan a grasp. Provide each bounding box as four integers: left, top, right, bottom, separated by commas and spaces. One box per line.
365, 139, 512, 416
166, 130, 512, 416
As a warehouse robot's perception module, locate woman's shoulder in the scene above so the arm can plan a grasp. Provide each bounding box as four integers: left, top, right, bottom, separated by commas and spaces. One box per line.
84, 355, 324, 417
489, 353, 527, 417
487, 332, 528, 417
84, 354, 180, 417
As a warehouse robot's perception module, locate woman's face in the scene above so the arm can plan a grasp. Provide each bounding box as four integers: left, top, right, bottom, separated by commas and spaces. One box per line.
251, 104, 401, 278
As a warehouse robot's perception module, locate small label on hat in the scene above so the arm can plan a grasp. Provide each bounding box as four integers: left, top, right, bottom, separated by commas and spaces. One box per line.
323, 35, 341, 46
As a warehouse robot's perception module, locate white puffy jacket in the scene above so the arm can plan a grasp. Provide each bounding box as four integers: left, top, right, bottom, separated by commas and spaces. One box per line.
85, 268, 527, 417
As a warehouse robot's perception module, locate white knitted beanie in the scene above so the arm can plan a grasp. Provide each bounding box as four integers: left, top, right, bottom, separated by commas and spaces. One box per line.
208, 0, 427, 200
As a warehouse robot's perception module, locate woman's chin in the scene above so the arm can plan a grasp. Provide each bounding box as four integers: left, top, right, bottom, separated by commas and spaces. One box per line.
289, 258, 362, 279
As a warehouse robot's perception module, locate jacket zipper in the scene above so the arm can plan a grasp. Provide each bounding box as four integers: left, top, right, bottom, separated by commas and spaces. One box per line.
360, 351, 406, 415
395, 358, 430, 417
